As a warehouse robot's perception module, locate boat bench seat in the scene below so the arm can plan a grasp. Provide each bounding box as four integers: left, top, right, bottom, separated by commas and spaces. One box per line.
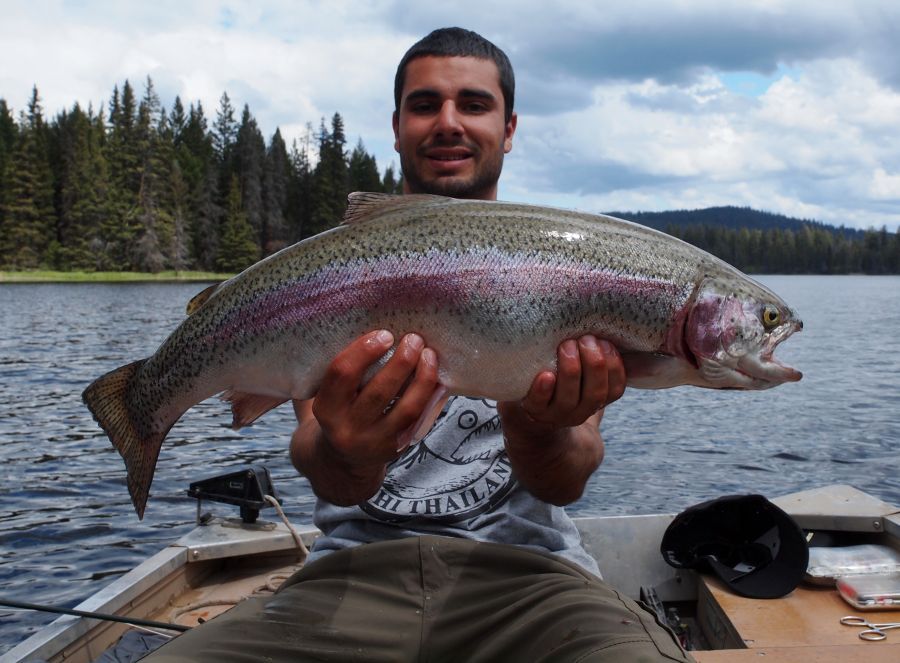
691, 575, 900, 662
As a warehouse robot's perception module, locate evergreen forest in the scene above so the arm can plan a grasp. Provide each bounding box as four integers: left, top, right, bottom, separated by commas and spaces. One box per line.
0, 79, 400, 273
0, 79, 897, 275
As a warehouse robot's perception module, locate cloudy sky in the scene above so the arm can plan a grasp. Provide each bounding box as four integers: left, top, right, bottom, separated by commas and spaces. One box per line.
2, 1, 898, 231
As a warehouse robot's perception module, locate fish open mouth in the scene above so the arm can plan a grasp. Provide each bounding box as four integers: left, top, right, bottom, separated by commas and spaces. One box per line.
737, 320, 803, 386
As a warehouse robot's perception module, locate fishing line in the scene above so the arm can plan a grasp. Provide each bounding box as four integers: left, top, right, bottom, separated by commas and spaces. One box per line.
0, 597, 190, 632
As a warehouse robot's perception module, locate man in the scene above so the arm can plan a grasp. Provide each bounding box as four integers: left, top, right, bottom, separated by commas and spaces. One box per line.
147, 28, 693, 662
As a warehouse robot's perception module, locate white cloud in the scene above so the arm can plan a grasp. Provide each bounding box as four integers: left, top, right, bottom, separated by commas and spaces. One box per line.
502, 55, 900, 230
870, 169, 900, 201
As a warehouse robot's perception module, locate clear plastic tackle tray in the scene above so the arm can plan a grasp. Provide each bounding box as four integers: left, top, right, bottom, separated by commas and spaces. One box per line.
806, 544, 900, 586
837, 573, 900, 610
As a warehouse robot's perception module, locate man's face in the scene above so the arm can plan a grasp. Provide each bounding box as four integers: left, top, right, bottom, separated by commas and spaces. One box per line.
393, 56, 517, 201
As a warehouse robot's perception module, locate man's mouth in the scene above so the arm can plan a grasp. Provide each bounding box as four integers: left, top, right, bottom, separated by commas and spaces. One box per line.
426, 151, 472, 161
421, 144, 476, 163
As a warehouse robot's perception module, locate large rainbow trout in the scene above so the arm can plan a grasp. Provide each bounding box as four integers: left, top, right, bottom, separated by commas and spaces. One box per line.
84, 193, 802, 517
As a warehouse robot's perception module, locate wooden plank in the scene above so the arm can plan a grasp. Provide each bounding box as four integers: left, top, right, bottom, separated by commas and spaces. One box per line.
692, 644, 900, 662
701, 576, 900, 649
49, 558, 214, 663
151, 552, 303, 627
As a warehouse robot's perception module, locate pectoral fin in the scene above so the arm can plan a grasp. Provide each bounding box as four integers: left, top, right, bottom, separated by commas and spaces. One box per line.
222, 391, 289, 428
396, 385, 450, 452
622, 352, 708, 389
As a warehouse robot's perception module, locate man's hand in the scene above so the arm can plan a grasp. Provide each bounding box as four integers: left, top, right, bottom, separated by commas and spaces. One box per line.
506, 335, 625, 432
290, 330, 439, 505
497, 335, 625, 505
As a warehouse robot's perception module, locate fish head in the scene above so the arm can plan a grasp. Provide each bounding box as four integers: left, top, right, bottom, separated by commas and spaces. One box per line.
684, 276, 803, 389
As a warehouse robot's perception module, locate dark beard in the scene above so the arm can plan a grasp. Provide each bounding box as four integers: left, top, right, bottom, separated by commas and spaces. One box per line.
400, 149, 505, 199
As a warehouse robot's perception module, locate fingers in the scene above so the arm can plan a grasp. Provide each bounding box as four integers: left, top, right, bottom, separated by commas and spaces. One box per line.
579, 336, 615, 411
315, 329, 395, 410
521, 335, 625, 428
383, 347, 440, 432
353, 333, 432, 422
551, 339, 582, 412
312, 330, 441, 465
595, 339, 626, 406
292, 398, 313, 423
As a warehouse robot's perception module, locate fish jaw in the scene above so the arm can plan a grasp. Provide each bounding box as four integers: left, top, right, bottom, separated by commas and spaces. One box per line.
685, 281, 803, 389
734, 316, 803, 386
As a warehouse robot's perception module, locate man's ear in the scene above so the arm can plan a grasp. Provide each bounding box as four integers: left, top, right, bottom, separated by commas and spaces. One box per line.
392, 111, 400, 152
504, 112, 518, 153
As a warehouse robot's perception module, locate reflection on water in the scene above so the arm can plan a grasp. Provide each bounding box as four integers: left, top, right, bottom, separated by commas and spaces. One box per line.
1, 277, 899, 651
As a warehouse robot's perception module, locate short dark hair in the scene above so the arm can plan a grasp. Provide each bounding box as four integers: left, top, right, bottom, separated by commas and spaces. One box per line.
394, 27, 515, 123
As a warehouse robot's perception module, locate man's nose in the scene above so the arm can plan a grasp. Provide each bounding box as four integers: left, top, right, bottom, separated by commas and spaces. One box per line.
434, 101, 464, 136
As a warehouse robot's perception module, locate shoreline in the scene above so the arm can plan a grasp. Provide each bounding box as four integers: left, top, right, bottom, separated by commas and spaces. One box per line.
0, 271, 234, 283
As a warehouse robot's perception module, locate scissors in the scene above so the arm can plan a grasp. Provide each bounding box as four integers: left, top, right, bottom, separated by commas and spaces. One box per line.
841, 615, 900, 641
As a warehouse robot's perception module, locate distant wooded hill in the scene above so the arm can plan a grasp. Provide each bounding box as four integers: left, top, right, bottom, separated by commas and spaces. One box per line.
610, 206, 861, 237
610, 206, 898, 274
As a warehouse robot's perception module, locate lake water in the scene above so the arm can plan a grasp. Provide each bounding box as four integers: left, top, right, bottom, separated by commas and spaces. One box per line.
1, 276, 899, 652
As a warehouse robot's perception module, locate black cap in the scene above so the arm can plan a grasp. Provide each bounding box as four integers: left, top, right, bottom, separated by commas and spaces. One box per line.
661, 494, 809, 599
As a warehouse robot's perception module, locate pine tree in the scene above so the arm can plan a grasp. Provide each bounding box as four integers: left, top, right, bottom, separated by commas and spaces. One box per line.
287, 123, 314, 242
235, 105, 266, 249
0, 99, 17, 179
216, 174, 259, 272
213, 92, 237, 169
181, 102, 221, 270
382, 163, 402, 194
0, 88, 55, 269
348, 138, 382, 193
307, 113, 348, 238
263, 128, 290, 254
52, 103, 111, 269
170, 96, 187, 144
103, 79, 143, 269
156, 106, 190, 271
0, 99, 19, 233
130, 77, 171, 272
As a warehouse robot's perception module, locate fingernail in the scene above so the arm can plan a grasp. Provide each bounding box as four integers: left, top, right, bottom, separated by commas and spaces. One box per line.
599, 340, 615, 354
561, 340, 577, 358
406, 333, 424, 350
579, 335, 597, 350
375, 330, 393, 345
538, 372, 555, 392
421, 348, 436, 366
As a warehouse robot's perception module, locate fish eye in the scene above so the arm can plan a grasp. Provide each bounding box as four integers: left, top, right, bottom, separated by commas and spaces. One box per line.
761, 305, 781, 330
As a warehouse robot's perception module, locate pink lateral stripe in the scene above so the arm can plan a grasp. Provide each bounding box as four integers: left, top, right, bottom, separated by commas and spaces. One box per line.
208, 248, 685, 344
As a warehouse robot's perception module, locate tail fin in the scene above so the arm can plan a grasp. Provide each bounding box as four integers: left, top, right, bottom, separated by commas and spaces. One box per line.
82, 359, 162, 519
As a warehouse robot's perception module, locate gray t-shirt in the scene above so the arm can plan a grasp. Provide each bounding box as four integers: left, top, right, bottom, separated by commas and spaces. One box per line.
308, 396, 600, 575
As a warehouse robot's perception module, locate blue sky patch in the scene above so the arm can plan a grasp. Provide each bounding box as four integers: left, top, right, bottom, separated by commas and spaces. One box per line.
719, 65, 801, 97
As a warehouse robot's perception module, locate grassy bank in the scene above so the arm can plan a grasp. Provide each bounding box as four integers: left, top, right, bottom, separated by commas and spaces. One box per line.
0, 270, 234, 283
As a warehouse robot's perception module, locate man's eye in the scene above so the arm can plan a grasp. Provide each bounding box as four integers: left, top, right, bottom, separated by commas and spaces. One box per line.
465, 103, 488, 113
411, 103, 435, 113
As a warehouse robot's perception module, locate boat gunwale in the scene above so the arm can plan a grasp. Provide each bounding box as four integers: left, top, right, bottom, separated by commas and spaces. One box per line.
4, 519, 317, 662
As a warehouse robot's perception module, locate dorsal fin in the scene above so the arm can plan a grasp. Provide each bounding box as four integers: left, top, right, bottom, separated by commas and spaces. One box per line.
342, 192, 455, 226
186, 282, 223, 315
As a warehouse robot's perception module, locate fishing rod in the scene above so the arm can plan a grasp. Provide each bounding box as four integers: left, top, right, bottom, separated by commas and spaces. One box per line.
0, 598, 190, 632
